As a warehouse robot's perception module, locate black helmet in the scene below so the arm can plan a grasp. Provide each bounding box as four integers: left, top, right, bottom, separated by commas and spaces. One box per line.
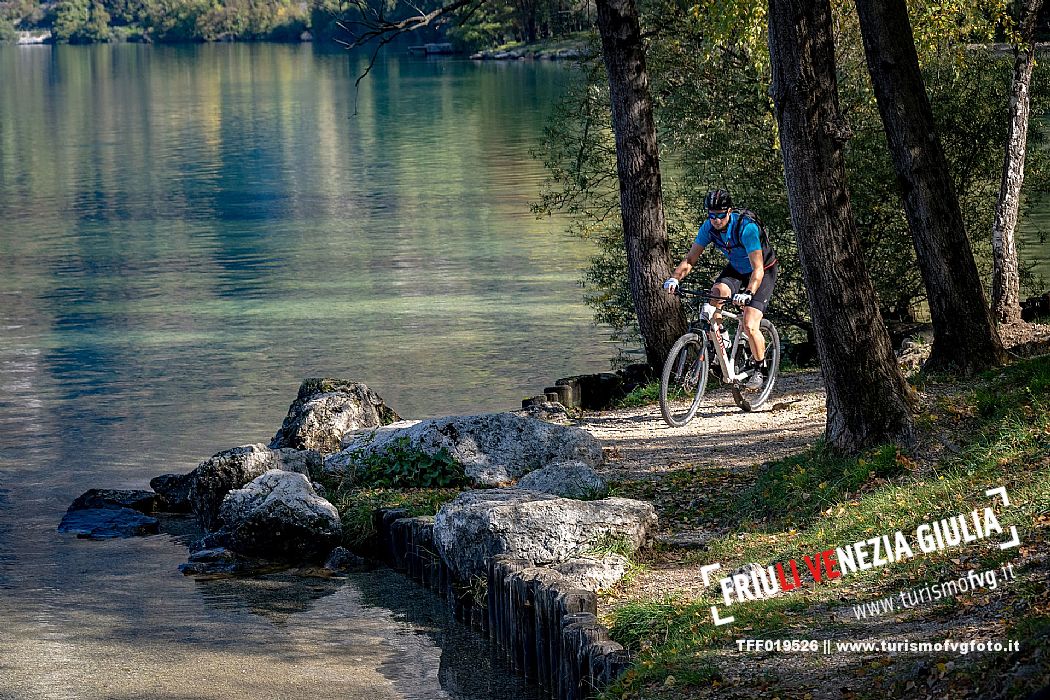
704, 188, 732, 210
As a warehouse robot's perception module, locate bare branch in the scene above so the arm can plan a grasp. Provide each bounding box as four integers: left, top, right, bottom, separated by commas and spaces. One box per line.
336, 0, 481, 112
339, 0, 477, 51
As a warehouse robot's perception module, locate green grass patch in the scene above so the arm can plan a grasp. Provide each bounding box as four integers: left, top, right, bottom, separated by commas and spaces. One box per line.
327, 485, 463, 549
736, 442, 903, 528
614, 381, 661, 409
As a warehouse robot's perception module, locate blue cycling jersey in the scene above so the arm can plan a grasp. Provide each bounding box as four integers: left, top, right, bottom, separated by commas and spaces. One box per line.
694, 212, 763, 274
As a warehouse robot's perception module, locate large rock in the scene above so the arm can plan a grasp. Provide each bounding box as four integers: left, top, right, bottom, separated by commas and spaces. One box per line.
514, 461, 608, 499
188, 444, 322, 531
150, 473, 193, 512
217, 469, 341, 562
432, 489, 656, 582
270, 379, 401, 454
554, 554, 630, 591
68, 489, 157, 513
326, 413, 604, 487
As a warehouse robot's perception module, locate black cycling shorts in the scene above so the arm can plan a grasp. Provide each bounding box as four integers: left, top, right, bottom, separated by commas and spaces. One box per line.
714, 263, 777, 313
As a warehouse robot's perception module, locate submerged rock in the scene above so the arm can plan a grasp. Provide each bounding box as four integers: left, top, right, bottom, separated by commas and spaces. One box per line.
324, 546, 374, 573
432, 488, 656, 581
58, 506, 159, 539
270, 378, 401, 455
217, 470, 341, 562
326, 413, 604, 487
187, 443, 321, 531
178, 547, 287, 577
58, 488, 160, 539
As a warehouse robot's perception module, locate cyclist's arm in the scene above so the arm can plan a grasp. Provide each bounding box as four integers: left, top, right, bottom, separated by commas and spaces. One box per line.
741, 222, 764, 294
745, 249, 764, 294
671, 243, 705, 281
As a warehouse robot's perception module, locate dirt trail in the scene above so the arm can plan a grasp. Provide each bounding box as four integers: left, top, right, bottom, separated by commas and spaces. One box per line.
577, 371, 826, 600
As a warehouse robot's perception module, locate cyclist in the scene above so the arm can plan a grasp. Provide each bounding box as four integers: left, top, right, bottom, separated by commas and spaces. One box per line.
662, 188, 778, 389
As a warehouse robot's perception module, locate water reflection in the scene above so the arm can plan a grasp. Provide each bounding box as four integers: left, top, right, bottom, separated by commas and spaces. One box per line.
0, 43, 608, 700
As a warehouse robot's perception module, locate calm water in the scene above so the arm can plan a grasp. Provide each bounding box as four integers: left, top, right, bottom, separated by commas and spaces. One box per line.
0, 42, 607, 699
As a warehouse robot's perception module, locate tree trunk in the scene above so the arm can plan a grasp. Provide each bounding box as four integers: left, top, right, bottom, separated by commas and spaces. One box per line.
854, 0, 1005, 376
992, 0, 1044, 326
767, 0, 914, 453
594, 0, 686, 368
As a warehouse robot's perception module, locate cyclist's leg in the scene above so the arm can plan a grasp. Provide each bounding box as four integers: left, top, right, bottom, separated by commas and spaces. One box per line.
742, 307, 765, 360
711, 265, 742, 314
743, 265, 777, 361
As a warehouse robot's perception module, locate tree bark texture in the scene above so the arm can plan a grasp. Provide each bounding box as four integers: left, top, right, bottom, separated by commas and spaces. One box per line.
767, 0, 914, 452
595, 0, 687, 368
854, 0, 1005, 375
992, 0, 1044, 326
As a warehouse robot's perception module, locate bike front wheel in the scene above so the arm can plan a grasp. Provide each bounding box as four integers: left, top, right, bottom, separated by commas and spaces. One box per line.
659, 333, 710, 427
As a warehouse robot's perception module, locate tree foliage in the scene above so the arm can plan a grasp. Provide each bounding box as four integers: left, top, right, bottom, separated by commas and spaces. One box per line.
13, 0, 314, 41
536, 0, 1050, 347
54, 0, 113, 42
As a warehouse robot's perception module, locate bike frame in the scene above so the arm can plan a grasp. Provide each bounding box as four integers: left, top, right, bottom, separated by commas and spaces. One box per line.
704, 309, 750, 383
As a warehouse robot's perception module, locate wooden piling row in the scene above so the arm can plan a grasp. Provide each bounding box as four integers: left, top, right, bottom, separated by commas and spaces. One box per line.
373, 508, 630, 698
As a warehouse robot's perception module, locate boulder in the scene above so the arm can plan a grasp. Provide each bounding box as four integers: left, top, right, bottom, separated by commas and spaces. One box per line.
432, 489, 656, 582
326, 413, 603, 487
553, 554, 630, 591
517, 399, 573, 424
270, 378, 401, 455
514, 461, 608, 499
58, 507, 159, 539
217, 470, 341, 562
68, 489, 157, 513
150, 473, 193, 512
188, 444, 322, 531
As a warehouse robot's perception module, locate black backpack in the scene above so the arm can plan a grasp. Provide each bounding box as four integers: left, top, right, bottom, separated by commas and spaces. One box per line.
727, 208, 778, 269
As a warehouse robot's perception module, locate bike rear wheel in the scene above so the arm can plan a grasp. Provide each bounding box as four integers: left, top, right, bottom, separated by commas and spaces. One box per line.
660, 333, 709, 427
732, 318, 781, 410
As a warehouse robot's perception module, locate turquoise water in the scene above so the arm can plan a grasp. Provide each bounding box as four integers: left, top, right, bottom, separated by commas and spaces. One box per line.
0, 43, 605, 699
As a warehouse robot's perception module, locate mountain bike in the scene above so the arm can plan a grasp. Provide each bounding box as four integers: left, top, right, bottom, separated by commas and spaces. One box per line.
659, 287, 781, 426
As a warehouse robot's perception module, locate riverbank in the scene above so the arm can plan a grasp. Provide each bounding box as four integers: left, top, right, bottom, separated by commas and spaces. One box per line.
570, 344, 1050, 698
470, 33, 593, 61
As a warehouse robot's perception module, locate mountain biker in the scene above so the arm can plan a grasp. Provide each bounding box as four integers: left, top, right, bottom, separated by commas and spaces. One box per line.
662, 188, 778, 390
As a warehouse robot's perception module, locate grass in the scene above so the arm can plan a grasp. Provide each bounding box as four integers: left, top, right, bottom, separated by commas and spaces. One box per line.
597, 354, 1050, 699
325, 484, 464, 549
614, 381, 661, 409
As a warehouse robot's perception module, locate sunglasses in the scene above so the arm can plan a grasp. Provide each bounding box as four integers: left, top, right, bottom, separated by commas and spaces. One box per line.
707, 210, 729, 220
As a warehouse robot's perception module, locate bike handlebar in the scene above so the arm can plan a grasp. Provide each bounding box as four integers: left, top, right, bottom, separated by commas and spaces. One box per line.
674, 287, 735, 303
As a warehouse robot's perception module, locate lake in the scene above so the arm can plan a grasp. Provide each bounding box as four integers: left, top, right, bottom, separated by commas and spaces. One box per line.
0, 42, 609, 700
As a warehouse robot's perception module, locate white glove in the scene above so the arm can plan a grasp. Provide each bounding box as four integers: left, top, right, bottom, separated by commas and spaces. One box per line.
663, 278, 679, 293
733, 291, 753, 306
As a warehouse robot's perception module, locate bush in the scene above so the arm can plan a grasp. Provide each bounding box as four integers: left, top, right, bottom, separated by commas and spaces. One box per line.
351, 436, 469, 489
0, 18, 19, 42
